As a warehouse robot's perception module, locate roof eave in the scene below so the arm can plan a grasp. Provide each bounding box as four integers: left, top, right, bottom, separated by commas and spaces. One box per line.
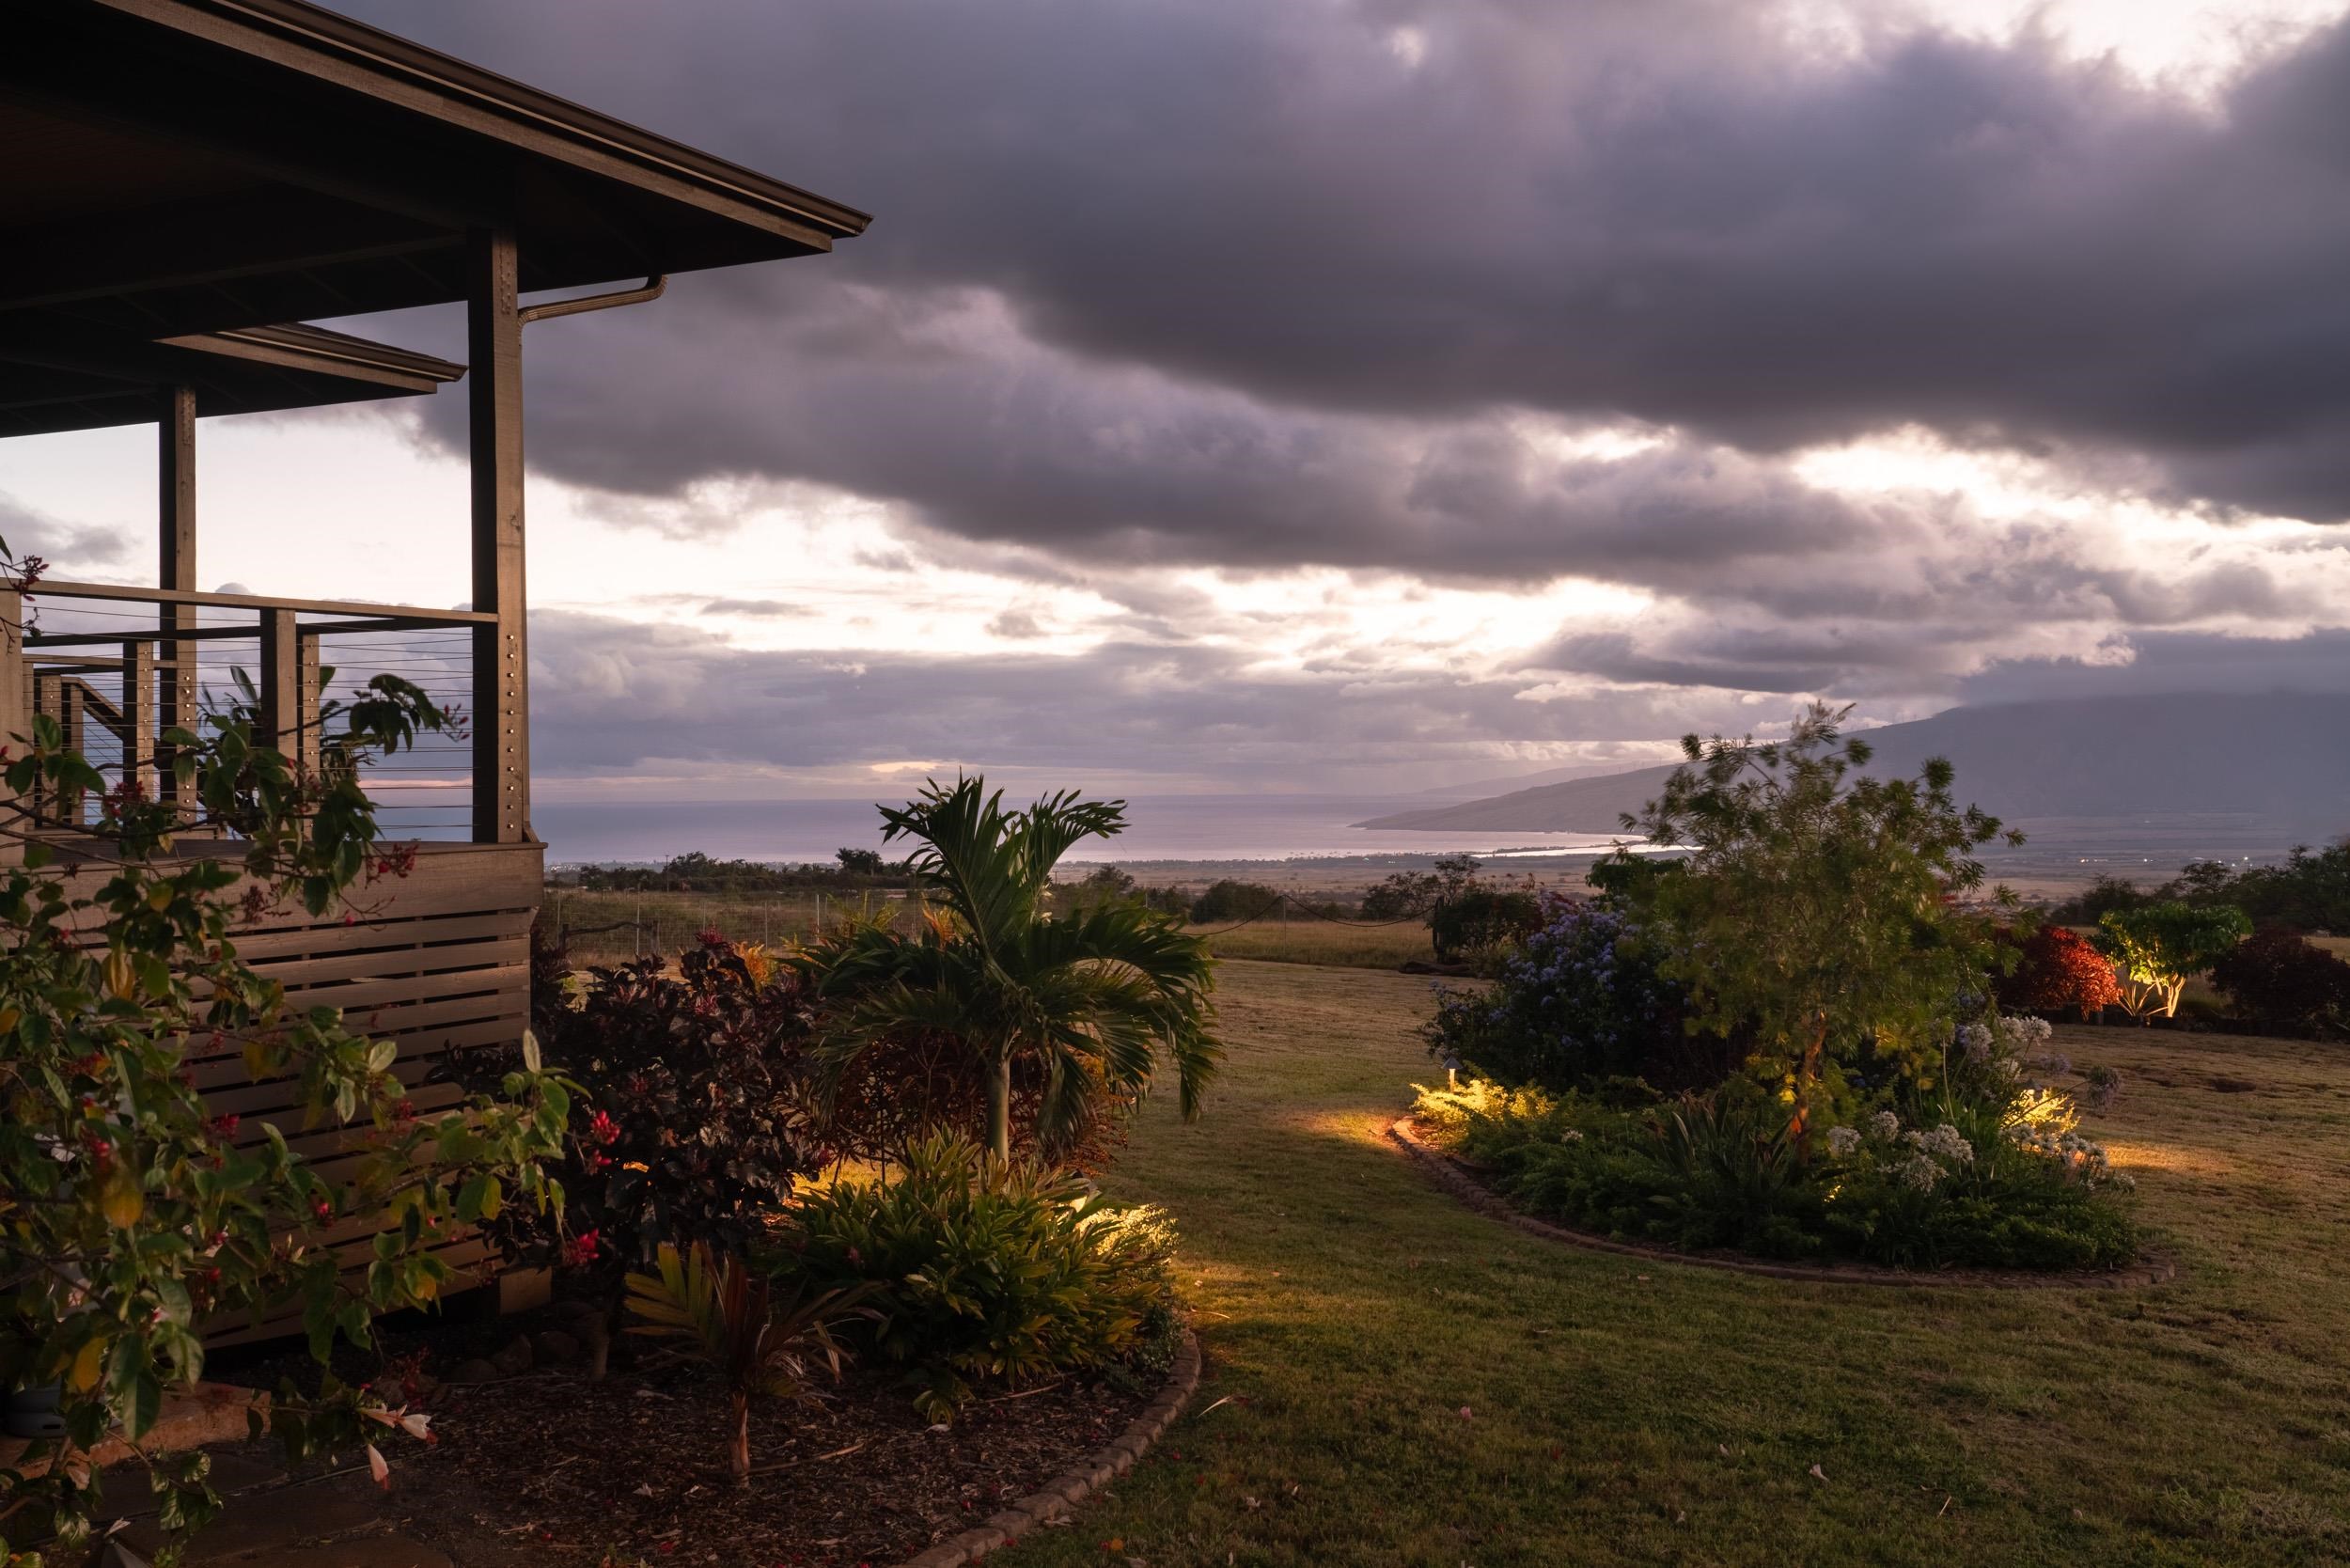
86, 0, 873, 247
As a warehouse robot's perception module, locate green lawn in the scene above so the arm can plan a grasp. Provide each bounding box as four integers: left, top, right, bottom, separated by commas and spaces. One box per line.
1010, 959, 2350, 1566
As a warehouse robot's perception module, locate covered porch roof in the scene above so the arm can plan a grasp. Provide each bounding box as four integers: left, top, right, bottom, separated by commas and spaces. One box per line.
1, 0, 871, 351
0, 322, 463, 439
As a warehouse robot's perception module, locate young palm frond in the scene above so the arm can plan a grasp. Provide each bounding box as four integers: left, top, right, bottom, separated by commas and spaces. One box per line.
799, 776, 1223, 1162
624, 1241, 872, 1481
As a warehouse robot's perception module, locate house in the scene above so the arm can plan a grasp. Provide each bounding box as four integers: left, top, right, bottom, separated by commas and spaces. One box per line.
1, 0, 868, 1325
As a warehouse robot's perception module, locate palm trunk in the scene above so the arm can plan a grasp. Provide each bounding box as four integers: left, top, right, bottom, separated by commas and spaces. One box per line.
728, 1389, 750, 1482
987, 1049, 1012, 1164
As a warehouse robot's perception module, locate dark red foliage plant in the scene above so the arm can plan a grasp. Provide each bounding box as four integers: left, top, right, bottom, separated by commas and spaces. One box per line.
1994, 924, 2124, 1020
2207, 926, 2350, 1032
444, 931, 822, 1290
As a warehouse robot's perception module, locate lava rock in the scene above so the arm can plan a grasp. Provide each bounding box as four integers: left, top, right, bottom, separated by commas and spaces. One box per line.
446, 1358, 500, 1386
534, 1330, 580, 1366
491, 1336, 534, 1377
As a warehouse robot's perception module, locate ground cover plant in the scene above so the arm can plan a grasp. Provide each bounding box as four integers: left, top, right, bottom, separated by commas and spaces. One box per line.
773, 1132, 1181, 1419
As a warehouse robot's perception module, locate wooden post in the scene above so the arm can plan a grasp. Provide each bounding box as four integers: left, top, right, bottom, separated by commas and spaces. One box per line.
158, 385, 198, 812
258, 608, 317, 770
120, 640, 155, 800
0, 588, 22, 863
468, 227, 528, 843
55, 680, 86, 826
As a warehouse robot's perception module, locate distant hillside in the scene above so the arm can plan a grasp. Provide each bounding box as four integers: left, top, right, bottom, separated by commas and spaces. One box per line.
1358, 694, 2350, 835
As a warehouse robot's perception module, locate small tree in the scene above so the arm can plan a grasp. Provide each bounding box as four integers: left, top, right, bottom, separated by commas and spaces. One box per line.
1618, 702, 2018, 1138
2096, 902, 2253, 1019
0, 674, 568, 1560
798, 777, 1221, 1163
1995, 924, 2124, 1020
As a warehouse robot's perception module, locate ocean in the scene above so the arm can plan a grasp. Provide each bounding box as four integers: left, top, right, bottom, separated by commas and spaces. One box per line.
531, 793, 1623, 868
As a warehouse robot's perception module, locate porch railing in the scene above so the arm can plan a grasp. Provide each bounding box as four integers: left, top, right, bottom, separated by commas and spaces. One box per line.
9, 579, 492, 841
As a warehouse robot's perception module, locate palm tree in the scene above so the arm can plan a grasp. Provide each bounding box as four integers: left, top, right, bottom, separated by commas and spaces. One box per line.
799, 776, 1221, 1162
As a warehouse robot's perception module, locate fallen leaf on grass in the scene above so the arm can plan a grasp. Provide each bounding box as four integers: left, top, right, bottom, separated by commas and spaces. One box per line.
1809, 1465, 1828, 1482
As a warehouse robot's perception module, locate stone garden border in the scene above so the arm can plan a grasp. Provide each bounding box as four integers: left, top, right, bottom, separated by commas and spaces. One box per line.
1390, 1115, 2176, 1291
893, 1329, 1203, 1568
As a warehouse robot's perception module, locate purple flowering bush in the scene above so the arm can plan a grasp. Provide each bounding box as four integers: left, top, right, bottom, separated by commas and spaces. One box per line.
1422, 896, 1726, 1092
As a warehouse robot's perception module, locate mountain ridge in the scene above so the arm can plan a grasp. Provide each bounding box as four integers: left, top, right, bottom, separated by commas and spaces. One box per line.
1357, 693, 2350, 835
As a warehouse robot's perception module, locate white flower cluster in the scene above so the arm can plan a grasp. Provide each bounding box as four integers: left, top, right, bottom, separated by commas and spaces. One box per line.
1827, 1113, 1976, 1193
2010, 1124, 2128, 1187
1904, 1123, 1977, 1166
1956, 1022, 1996, 1063
1997, 1014, 2054, 1054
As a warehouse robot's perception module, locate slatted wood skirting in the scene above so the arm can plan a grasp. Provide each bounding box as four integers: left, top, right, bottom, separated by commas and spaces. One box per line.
44, 839, 545, 1344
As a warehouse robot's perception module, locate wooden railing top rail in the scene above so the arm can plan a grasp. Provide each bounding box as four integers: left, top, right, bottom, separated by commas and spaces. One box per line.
24, 580, 495, 627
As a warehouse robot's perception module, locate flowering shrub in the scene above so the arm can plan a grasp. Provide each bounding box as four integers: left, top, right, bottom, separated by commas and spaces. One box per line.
1994, 924, 2123, 1019
1429, 883, 1544, 964
452, 932, 821, 1290
1614, 702, 2019, 1136
1421, 898, 1719, 1091
1410, 1061, 2137, 1271
0, 687, 567, 1561
2206, 926, 2350, 1033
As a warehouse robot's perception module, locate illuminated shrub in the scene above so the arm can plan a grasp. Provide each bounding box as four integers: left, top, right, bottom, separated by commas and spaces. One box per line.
772, 1134, 1180, 1418
1411, 1010, 2138, 1272
1994, 924, 2124, 1020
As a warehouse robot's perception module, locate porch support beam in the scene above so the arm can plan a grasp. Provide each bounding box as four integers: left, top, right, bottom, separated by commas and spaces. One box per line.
258, 610, 319, 776
158, 385, 198, 811
468, 227, 528, 844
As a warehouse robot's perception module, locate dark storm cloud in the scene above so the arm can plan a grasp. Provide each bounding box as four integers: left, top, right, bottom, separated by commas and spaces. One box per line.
352, 0, 2350, 536
526, 610, 1737, 783
0, 494, 130, 572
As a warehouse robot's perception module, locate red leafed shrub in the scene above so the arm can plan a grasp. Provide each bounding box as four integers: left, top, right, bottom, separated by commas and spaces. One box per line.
1994, 924, 2123, 1020
2207, 926, 2350, 1032
449, 932, 822, 1287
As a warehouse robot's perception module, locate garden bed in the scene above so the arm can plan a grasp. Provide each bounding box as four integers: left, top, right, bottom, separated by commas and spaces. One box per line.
206, 1303, 1198, 1567
1389, 1114, 2175, 1290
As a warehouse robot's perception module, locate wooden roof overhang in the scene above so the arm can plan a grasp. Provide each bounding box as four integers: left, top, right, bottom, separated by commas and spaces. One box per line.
0, 322, 463, 439
1, 0, 872, 354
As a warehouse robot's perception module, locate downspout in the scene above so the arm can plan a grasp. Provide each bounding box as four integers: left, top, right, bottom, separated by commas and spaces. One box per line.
516, 275, 668, 326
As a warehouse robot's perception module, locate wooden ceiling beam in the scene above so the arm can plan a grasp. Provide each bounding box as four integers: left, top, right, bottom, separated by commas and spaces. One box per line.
0, 187, 454, 317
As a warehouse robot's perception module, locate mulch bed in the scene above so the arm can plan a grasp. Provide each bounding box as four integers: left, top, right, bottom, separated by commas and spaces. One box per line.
211, 1303, 1156, 1567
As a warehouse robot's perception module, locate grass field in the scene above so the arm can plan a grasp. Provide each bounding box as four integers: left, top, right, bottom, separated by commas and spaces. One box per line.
541, 888, 1438, 970
1000, 960, 2350, 1567
1184, 918, 1434, 969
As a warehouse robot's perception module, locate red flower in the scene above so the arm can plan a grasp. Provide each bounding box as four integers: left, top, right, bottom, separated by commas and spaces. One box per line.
560, 1229, 601, 1268
587, 1109, 621, 1147
210, 1113, 241, 1139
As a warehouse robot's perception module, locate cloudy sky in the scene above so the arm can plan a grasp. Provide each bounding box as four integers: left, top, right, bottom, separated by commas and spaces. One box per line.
9, 0, 2350, 803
